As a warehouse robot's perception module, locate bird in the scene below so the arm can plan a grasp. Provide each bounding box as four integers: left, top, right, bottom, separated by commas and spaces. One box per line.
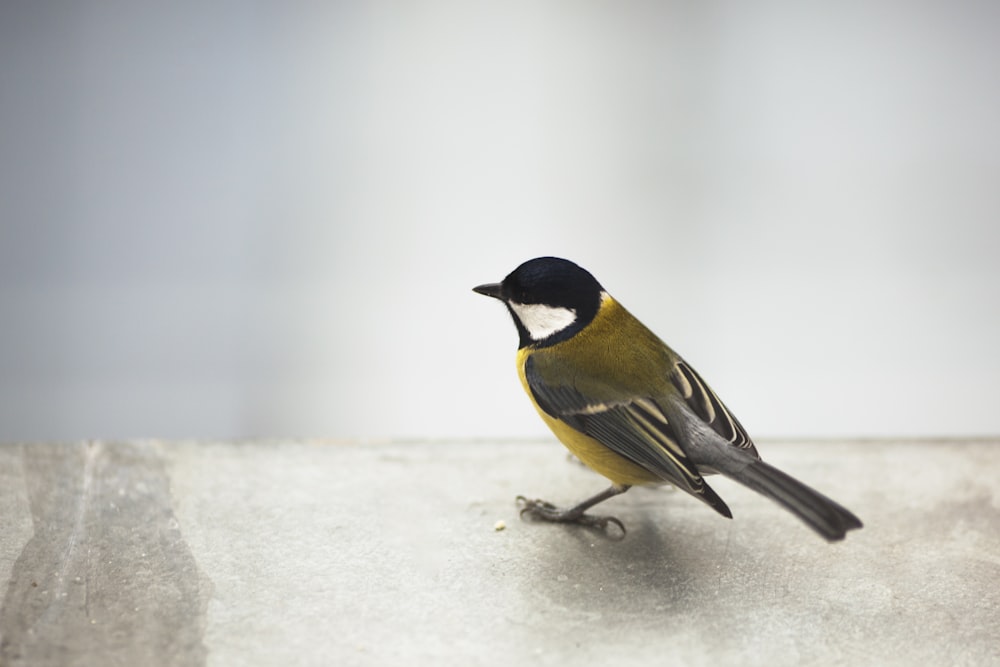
473, 256, 862, 541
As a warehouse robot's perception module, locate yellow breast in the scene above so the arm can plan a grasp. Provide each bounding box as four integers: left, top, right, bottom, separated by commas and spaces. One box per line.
515, 346, 661, 487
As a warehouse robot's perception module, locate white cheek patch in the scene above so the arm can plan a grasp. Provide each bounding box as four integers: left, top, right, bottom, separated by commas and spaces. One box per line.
508, 301, 578, 341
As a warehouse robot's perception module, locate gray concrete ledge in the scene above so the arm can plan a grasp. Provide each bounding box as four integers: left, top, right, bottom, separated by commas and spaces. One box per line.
1, 439, 998, 666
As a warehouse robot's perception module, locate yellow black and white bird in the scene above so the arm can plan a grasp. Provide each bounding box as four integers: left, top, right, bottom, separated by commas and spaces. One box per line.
473, 256, 862, 541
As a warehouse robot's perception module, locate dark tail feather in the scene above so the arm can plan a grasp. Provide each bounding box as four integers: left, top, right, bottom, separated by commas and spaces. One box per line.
729, 460, 863, 541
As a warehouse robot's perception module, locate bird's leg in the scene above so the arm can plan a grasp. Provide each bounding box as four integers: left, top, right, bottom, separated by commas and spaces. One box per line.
516, 484, 631, 537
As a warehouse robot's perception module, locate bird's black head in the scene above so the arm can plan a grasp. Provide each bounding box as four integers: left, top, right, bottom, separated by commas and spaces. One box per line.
473, 257, 605, 348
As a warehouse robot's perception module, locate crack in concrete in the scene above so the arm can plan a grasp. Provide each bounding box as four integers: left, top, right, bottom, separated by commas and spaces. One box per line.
0, 442, 211, 667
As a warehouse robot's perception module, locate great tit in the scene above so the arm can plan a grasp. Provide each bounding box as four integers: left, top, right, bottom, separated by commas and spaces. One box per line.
473, 256, 862, 541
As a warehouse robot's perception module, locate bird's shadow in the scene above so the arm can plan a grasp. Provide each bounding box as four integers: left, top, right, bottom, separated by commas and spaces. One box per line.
509, 490, 754, 616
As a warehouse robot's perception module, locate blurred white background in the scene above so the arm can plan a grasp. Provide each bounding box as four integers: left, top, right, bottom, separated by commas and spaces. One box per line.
1, 1, 998, 441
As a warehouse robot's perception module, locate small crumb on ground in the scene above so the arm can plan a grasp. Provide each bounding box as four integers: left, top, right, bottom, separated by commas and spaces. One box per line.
494, 519, 506, 531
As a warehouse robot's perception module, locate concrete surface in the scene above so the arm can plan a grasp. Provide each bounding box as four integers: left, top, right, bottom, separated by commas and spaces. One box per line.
0, 439, 997, 667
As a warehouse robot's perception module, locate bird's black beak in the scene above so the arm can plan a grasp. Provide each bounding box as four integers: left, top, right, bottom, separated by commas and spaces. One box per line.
472, 282, 503, 300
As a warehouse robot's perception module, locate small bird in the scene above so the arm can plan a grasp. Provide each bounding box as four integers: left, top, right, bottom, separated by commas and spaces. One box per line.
473, 257, 862, 541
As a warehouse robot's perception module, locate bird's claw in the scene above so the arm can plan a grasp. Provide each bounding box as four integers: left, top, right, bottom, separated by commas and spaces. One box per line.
575, 513, 626, 538
515, 495, 627, 539
516, 495, 556, 517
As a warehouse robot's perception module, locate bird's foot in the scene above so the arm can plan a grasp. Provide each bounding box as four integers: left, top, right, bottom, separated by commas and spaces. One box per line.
515, 495, 626, 539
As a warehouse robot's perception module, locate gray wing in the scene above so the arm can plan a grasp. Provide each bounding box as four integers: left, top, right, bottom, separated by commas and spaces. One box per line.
525, 356, 732, 517
670, 360, 758, 456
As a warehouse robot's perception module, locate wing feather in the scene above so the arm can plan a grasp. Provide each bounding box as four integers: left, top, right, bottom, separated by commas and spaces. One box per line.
525, 356, 732, 515
670, 360, 757, 455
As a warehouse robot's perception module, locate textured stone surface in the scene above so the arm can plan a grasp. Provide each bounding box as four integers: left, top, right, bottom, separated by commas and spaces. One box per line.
0, 439, 997, 666
0, 443, 209, 667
